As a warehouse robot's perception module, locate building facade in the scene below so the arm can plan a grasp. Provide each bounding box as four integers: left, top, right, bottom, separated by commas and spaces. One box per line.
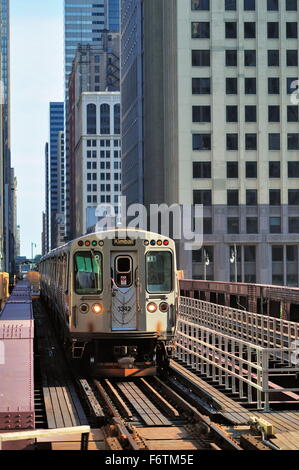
67, 40, 120, 238
74, 92, 121, 236
0, 0, 14, 272
64, 0, 120, 239
121, 0, 299, 286
49, 103, 64, 250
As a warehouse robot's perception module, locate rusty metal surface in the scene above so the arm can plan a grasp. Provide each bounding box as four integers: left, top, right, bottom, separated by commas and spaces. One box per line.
180, 279, 299, 305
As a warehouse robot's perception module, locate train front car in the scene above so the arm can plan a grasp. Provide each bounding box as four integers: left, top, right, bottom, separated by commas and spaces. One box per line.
71, 229, 178, 377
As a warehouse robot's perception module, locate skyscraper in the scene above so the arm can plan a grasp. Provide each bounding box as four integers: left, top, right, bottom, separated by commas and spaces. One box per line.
64, 0, 120, 239
49, 103, 64, 250
121, 0, 299, 286
0, 0, 14, 271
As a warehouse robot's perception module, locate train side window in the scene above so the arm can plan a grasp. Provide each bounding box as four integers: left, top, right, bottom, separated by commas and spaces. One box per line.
74, 251, 103, 294
146, 251, 173, 293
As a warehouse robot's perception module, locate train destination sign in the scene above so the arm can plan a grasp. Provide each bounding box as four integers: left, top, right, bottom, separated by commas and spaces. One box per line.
112, 239, 136, 246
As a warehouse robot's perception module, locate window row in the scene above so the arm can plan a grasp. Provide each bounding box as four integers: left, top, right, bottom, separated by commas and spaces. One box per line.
192, 21, 298, 39
87, 172, 121, 181
192, 49, 299, 67
191, 0, 298, 12
193, 105, 299, 129
193, 189, 299, 205
193, 132, 299, 151
192, 216, 299, 234
193, 161, 299, 178
192, 77, 298, 95
87, 162, 121, 170
86, 103, 120, 135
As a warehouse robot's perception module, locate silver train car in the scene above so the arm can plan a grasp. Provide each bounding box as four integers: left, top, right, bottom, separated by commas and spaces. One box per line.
39, 229, 179, 377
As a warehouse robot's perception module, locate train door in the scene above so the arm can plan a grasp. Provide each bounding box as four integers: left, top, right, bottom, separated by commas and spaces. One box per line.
111, 252, 138, 331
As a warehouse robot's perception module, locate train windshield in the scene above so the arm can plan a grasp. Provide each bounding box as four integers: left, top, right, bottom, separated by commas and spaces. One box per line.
74, 251, 103, 294
146, 251, 173, 293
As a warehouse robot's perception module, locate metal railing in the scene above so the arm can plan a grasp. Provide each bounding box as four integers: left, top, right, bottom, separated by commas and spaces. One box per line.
179, 297, 299, 363
175, 313, 299, 410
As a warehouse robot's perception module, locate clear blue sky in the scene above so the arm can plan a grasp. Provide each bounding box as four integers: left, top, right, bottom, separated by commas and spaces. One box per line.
11, 0, 64, 258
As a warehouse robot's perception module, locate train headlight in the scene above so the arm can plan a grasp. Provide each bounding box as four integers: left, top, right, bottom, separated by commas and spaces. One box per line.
147, 302, 157, 313
159, 302, 169, 312
79, 303, 89, 314
92, 303, 103, 314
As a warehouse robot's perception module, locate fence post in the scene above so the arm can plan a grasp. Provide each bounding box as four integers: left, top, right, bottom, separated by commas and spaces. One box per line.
262, 351, 270, 412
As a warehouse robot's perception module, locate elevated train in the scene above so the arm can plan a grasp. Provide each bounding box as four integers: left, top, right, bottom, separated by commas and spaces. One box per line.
39, 229, 179, 377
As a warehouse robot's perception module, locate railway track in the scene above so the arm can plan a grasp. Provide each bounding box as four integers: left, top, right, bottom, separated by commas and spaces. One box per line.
76, 375, 242, 450
33, 299, 279, 451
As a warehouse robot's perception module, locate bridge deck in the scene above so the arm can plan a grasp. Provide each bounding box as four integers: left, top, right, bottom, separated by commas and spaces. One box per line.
171, 360, 299, 447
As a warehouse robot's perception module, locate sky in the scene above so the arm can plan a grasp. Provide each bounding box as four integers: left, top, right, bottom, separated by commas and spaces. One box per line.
11, 0, 64, 258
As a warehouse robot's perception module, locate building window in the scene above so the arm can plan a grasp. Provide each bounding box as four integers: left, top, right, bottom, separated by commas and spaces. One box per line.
228, 217, 239, 234
192, 50, 210, 66
286, 22, 298, 39
226, 105, 238, 122
269, 189, 281, 205
192, 134, 211, 150
193, 162, 211, 178
244, 0, 255, 10
267, 0, 279, 10
289, 190, 299, 205
193, 106, 211, 122
100, 104, 110, 134
288, 162, 299, 177
192, 77, 211, 94
193, 190, 212, 205
192, 22, 210, 38
227, 162, 239, 178
269, 133, 280, 150
227, 190, 239, 206
245, 105, 256, 122
246, 161, 257, 178
286, 0, 298, 10
226, 78, 238, 94
226, 50, 238, 66
191, 0, 210, 10
225, 0, 236, 10
287, 50, 298, 66
288, 134, 299, 150
226, 134, 238, 150
114, 104, 120, 134
244, 22, 256, 39
269, 161, 281, 178
246, 189, 257, 205
244, 50, 256, 66
245, 78, 256, 94
225, 22, 237, 38
245, 134, 257, 150
268, 105, 280, 122
270, 217, 281, 234
268, 77, 280, 94
203, 217, 213, 234
287, 77, 297, 94
268, 50, 279, 66
289, 217, 299, 233
268, 22, 279, 39
272, 246, 284, 286
287, 106, 299, 122
87, 103, 97, 134
247, 217, 258, 234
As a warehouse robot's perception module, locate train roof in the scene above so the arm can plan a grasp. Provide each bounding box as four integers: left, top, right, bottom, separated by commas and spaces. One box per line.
40, 228, 175, 261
